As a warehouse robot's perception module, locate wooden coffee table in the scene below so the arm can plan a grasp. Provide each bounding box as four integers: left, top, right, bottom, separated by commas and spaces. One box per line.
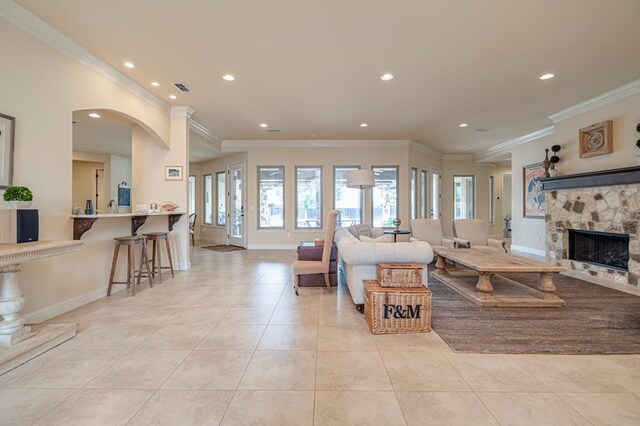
431, 247, 567, 307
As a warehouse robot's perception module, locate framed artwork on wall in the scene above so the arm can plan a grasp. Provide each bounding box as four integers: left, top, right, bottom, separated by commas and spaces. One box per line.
579, 120, 613, 158
0, 113, 16, 189
165, 166, 183, 181
523, 162, 545, 219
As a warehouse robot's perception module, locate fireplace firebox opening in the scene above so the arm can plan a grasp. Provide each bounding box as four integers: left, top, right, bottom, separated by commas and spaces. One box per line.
568, 229, 629, 271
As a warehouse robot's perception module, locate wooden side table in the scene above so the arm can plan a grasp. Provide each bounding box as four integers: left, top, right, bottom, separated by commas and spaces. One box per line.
296, 242, 338, 287
383, 229, 411, 242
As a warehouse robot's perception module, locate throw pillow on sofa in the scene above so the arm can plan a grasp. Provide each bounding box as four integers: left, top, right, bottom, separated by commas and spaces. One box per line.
348, 224, 373, 238
359, 234, 394, 243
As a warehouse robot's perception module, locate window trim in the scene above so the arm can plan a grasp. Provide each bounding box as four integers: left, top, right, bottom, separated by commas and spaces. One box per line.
215, 170, 226, 227
333, 165, 363, 226
420, 169, 427, 218
371, 165, 400, 228
188, 175, 196, 217
453, 174, 476, 220
257, 165, 285, 230
295, 165, 323, 230
411, 167, 418, 220
203, 173, 213, 225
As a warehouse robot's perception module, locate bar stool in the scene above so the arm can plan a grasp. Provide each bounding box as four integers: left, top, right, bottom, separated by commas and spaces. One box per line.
143, 232, 175, 283
107, 235, 152, 296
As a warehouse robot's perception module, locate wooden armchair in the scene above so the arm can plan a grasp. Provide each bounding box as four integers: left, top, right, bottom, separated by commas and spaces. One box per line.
452, 219, 507, 252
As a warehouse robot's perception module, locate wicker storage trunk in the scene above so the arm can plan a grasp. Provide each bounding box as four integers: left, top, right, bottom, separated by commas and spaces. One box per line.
363, 280, 432, 335
376, 263, 423, 288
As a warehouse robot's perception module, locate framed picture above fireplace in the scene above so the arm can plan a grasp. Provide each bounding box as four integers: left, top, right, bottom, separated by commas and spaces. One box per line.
579, 120, 613, 158
523, 162, 545, 218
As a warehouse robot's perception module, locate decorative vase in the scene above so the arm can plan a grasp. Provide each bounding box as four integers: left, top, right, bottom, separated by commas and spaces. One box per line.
3, 200, 32, 209
392, 218, 401, 231
549, 169, 558, 177
85, 199, 95, 215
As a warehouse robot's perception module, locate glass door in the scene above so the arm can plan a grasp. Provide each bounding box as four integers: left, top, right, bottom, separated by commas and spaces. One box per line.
431, 168, 441, 219
228, 162, 245, 247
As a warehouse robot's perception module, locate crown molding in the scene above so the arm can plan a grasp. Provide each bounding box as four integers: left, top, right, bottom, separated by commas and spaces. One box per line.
189, 119, 222, 150
0, 1, 170, 113
549, 78, 640, 123
221, 139, 412, 150
171, 106, 195, 117
442, 154, 473, 161
408, 141, 443, 158
473, 126, 554, 162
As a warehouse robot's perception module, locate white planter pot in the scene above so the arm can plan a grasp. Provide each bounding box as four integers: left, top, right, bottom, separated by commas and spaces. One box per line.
636, 155, 640, 166
3, 201, 33, 209
548, 169, 558, 177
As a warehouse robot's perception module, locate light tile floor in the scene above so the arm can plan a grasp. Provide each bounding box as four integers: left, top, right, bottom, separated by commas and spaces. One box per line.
2, 246, 640, 425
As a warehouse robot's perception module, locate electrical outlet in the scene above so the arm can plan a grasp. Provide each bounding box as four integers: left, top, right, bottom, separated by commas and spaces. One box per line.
287, 232, 291, 238
536, 235, 541, 242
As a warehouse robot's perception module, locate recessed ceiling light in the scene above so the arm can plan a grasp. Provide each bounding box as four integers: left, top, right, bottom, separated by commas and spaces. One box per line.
151, 81, 160, 87
360, 123, 368, 128
459, 123, 468, 128
540, 73, 554, 80
260, 123, 268, 128
124, 62, 135, 69
89, 112, 101, 119
380, 73, 394, 81
222, 74, 235, 81
169, 95, 177, 100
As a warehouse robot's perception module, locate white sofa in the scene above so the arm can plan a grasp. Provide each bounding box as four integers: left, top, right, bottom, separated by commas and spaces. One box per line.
334, 227, 434, 309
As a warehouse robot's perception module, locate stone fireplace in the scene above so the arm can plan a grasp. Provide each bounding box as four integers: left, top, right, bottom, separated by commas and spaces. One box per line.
544, 166, 640, 290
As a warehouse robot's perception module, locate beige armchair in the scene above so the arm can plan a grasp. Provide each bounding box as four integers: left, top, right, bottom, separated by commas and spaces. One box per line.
452, 219, 507, 252
293, 210, 340, 295
409, 219, 455, 248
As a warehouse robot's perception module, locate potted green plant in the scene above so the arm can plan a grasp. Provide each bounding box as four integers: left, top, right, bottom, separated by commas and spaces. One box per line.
3, 185, 33, 209
549, 145, 561, 176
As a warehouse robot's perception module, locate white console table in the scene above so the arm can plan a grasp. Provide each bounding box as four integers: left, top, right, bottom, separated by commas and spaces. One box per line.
0, 240, 82, 374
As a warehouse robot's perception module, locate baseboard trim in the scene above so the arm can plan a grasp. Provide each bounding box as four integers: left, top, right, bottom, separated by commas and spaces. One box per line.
510, 244, 546, 258
247, 244, 298, 250
24, 286, 109, 324
174, 262, 190, 271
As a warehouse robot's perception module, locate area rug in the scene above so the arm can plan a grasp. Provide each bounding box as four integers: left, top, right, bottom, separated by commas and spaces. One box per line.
202, 245, 245, 253
430, 270, 640, 354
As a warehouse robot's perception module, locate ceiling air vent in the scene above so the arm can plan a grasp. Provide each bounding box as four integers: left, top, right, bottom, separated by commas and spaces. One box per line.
172, 82, 191, 93
267, 129, 281, 132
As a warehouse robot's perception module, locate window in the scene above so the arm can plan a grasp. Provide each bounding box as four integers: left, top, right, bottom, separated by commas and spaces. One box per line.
372, 166, 398, 227
411, 168, 417, 220
258, 166, 284, 228
431, 169, 441, 219
489, 175, 495, 224
188, 175, 196, 216
296, 166, 322, 229
216, 171, 226, 226
453, 175, 475, 219
203, 174, 212, 224
420, 170, 427, 218
334, 166, 362, 227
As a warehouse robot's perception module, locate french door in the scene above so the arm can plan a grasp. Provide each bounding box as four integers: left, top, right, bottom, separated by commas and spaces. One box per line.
228, 162, 246, 247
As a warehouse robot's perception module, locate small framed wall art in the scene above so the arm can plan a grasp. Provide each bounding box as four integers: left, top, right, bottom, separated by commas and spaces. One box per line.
523, 162, 545, 219
165, 166, 183, 181
579, 120, 613, 158
0, 113, 16, 189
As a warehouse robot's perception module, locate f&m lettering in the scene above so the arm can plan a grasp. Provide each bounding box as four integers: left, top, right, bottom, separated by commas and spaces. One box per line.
383, 304, 422, 319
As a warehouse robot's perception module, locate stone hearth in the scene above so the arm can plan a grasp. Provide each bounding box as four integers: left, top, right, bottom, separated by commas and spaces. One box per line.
545, 183, 640, 288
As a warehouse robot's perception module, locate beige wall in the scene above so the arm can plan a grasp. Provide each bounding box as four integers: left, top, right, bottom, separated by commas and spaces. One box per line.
440, 158, 501, 237
71, 160, 104, 209
0, 19, 188, 319
408, 146, 443, 220
190, 151, 248, 245
504, 91, 640, 254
